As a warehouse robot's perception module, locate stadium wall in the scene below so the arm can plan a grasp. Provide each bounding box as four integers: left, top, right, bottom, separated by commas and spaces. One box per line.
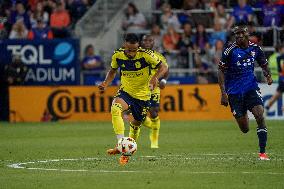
9, 85, 233, 122
9, 84, 283, 122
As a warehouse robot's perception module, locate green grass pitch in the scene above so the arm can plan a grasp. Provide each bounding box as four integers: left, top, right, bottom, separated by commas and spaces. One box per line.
0, 120, 284, 189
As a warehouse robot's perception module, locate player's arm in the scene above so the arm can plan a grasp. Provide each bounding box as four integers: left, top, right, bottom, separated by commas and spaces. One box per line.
257, 46, 273, 85
218, 50, 229, 107
159, 66, 169, 89
98, 53, 118, 92
150, 63, 168, 91
98, 68, 117, 92
145, 50, 168, 90
218, 64, 228, 107
155, 53, 169, 89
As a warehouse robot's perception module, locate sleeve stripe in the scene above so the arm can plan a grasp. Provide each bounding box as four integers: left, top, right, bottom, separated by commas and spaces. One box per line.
224, 42, 236, 55
111, 66, 118, 69
153, 62, 162, 69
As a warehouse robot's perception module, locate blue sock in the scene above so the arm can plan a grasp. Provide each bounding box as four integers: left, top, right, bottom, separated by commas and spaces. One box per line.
257, 127, 267, 153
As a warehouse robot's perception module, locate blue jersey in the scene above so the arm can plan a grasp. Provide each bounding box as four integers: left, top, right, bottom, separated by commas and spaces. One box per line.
219, 41, 268, 94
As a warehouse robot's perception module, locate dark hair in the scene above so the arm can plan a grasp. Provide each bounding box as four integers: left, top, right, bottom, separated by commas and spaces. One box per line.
126, 3, 139, 18
56, 1, 63, 7
16, 1, 24, 5
233, 21, 248, 29
124, 33, 139, 44
183, 22, 192, 29
195, 23, 208, 46
232, 21, 248, 34
84, 44, 94, 56
247, 21, 255, 27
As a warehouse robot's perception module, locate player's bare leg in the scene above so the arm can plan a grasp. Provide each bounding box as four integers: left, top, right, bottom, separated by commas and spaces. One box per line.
266, 91, 282, 110
251, 105, 269, 160
235, 114, 249, 133
149, 107, 160, 148
107, 97, 129, 155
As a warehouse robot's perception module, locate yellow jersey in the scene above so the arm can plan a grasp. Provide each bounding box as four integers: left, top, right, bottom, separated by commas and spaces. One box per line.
268, 52, 279, 82
151, 50, 168, 94
111, 47, 161, 101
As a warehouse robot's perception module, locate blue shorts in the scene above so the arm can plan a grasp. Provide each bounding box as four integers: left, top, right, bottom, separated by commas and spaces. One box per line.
150, 92, 160, 107
228, 89, 264, 118
115, 90, 150, 122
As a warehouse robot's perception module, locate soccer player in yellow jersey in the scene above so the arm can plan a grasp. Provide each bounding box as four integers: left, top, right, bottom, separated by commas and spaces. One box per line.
141, 34, 169, 148
98, 33, 167, 165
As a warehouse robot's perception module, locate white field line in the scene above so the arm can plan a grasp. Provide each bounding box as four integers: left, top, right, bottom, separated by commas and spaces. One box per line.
6, 154, 284, 175
26, 167, 141, 173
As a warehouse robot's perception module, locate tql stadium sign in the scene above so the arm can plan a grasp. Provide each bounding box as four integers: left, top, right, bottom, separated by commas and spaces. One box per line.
9, 85, 236, 122
0, 39, 80, 85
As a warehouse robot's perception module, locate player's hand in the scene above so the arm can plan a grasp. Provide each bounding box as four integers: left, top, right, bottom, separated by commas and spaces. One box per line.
159, 79, 167, 89
266, 76, 273, 85
149, 77, 158, 91
98, 81, 107, 93
220, 93, 229, 107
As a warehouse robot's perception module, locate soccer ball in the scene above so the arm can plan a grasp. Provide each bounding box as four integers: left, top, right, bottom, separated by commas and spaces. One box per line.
117, 137, 137, 156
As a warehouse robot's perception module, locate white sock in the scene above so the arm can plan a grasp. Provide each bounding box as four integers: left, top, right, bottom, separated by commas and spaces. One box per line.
116, 134, 124, 141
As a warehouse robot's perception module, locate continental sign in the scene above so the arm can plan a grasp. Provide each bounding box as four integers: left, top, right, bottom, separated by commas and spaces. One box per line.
9, 85, 233, 122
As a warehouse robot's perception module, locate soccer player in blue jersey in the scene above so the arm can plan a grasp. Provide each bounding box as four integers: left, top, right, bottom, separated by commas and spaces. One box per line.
218, 22, 273, 160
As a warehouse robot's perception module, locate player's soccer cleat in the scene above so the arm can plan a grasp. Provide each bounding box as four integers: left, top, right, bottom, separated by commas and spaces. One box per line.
119, 155, 130, 165
150, 141, 159, 149
107, 147, 120, 155
259, 153, 270, 160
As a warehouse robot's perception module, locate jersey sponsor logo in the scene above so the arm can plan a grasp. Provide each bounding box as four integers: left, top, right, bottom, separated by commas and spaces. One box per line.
236, 56, 255, 67
121, 71, 144, 78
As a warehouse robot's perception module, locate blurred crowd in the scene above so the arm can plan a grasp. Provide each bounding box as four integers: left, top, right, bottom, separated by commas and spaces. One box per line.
0, 0, 94, 39
2, 0, 284, 84
121, 0, 284, 83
